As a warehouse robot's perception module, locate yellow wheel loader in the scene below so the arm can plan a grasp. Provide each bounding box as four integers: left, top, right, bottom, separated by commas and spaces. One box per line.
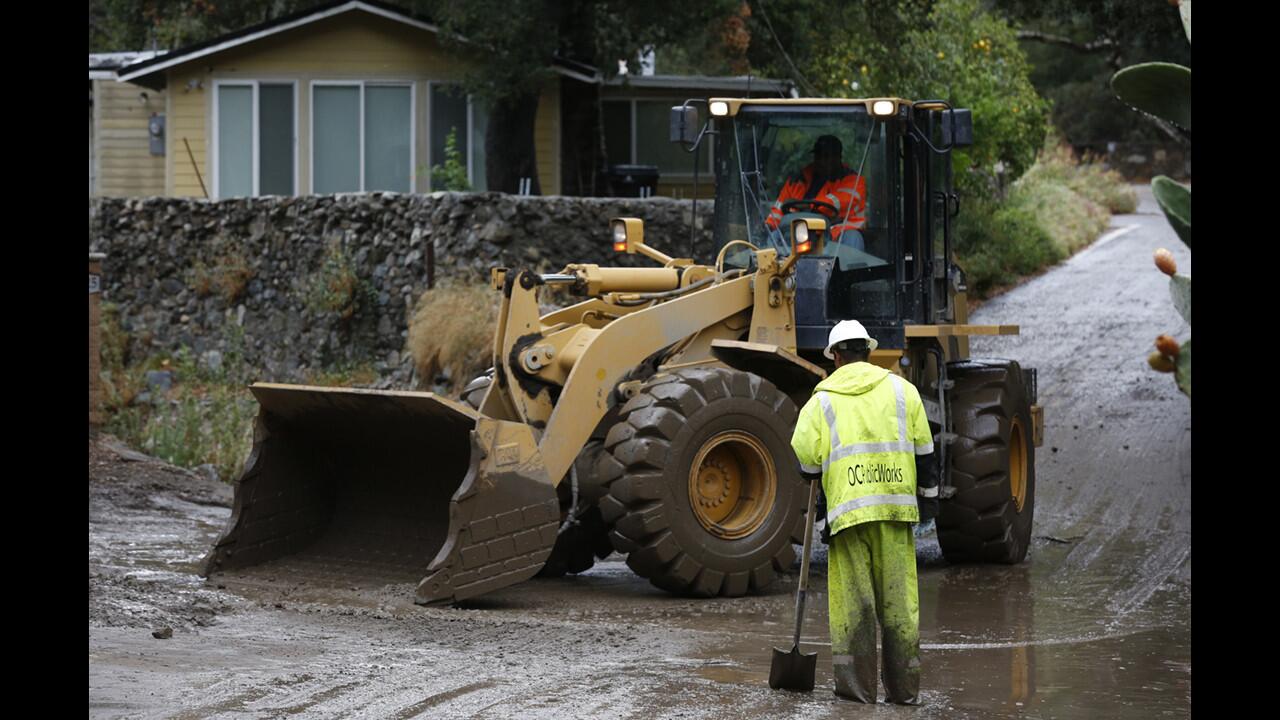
203, 97, 1044, 604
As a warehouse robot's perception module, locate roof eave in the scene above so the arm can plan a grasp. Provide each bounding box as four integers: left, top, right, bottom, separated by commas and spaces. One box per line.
117, 0, 440, 85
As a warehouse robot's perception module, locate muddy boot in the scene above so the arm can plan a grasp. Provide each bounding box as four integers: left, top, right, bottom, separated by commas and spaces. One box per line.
882, 634, 921, 705
832, 651, 878, 703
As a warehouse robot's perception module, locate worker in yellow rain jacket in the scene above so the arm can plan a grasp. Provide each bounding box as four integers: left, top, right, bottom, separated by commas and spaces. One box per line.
791, 319, 939, 704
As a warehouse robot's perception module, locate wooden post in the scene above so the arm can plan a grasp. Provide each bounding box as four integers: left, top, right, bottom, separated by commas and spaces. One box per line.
89, 253, 105, 433
426, 240, 435, 289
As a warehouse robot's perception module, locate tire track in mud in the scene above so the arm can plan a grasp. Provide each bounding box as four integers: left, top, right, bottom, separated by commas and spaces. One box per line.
389, 680, 501, 719
967, 186, 1191, 635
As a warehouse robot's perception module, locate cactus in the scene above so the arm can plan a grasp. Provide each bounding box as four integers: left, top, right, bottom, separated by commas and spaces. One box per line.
1152, 176, 1191, 249
1110, 62, 1191, 134
1112, 0, 1191, 398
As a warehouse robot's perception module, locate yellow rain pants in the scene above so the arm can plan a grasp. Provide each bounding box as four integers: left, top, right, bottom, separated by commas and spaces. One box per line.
827, 521, 920, 704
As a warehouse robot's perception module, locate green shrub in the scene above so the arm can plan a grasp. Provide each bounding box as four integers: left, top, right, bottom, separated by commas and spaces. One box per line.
954, 198, 1059, 295
1005, 180, 1108, 258
106, 383, 256, 483
431, 127, 472, 192
953, 130, 1134, 297
305, 241, 370, 319
304, 362, 380, 387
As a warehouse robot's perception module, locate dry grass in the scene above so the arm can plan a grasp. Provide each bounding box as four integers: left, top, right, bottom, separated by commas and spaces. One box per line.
1006, 180, 1110, 257
1019, 133, 1138, 215
954, 130, 1134, 297
407, 281, 500, 392
188, 247, 254, 303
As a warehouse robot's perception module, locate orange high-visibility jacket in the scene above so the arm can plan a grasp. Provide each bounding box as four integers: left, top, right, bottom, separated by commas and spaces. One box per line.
766, 164, 867, 239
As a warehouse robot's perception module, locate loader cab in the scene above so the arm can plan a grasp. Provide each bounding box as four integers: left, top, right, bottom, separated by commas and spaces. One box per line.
700, 98, 972, 362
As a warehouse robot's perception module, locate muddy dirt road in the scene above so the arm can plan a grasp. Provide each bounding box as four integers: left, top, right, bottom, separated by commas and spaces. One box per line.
89, 186, 1190, 718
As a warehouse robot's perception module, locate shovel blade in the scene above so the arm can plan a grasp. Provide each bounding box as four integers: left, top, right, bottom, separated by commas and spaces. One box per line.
769, 645, 818, 692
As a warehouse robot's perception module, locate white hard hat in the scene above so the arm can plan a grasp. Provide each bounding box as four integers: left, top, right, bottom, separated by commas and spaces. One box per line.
824, 319, 878, 359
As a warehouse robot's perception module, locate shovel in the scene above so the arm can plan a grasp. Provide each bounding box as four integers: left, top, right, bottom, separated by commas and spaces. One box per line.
769, 475, 822, 692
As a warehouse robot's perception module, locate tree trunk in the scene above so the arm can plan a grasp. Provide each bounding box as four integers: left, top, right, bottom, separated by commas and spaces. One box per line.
558, 79, 605, 196
485, 90, 542, 195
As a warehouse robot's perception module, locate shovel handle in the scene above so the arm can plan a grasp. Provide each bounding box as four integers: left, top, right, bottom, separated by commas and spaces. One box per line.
791, 475, 822, 647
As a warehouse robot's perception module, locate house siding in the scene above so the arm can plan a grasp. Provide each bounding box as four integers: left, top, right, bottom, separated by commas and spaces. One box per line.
93, 79, 166, 197
168, 68, 209, 197
535, 82, 560, 195
160, 11, 561, 196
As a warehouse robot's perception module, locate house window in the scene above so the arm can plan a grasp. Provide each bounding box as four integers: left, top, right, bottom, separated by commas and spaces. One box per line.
603, 99, 712, 174
214, 81, 296, 198
311, 82, 413, 194
429, 84, 488, 190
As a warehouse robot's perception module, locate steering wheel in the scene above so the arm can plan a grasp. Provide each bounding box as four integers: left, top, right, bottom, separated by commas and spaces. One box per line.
781, 199, 838, 216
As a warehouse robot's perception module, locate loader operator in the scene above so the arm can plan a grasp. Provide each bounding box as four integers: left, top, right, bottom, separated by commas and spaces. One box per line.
790, 319, 939, 704
765, 134, 867, 248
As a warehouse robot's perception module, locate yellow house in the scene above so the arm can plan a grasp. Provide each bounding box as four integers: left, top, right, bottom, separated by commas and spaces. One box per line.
90, 51, 168, 197
115, 0, 793, 199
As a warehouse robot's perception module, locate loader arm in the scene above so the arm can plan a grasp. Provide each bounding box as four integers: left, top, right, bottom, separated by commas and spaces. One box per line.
484, 272, 756, 487
536, 274, 754, 486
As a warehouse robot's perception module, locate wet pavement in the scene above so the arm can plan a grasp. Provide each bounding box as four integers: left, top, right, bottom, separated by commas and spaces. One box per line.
89, 186, 1190, 718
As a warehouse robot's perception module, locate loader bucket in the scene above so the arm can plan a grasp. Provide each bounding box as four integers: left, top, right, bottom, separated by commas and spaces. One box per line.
201, 383, 560, 605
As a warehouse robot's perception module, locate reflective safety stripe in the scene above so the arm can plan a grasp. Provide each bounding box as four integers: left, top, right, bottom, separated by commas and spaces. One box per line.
824, 192, 843, 212
799, 462, 822, 475
818, 392, 842, 451
889, 375, 907, 443
918, 485, 938, 498
828, 494, 918, 525
829, 441, 916, 465
817, 387, 919, 471
915, 440, 935, 455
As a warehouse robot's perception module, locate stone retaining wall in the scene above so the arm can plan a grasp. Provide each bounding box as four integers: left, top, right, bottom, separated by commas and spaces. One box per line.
88, 192, 717, 388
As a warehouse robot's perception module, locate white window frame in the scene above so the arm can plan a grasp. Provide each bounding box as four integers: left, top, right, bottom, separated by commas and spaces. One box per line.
210, 79, 299, 199
604, 96, 714, 177
426, 81, 488, 191
309, 79, 416, 194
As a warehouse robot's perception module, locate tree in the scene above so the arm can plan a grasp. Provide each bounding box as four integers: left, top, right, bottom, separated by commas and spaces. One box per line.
738, 0, 1047, 196
990, 0, 1192, 146
741, 0, 934, 97
89, 0, 332, 52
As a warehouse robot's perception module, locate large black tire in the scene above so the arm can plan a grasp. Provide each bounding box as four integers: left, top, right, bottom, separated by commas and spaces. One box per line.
535, 504, 615, 577
460, 372, 615, 578
596, 367, 807, 597
938, 359, 1036, 564
535, 441, 617, 578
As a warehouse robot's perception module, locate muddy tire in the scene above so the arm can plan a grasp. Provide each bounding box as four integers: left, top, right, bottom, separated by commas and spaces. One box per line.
536, 504, 615, 577
938, 360, 1036, 564
597, 367, 806, 597
536, 441, 617, 578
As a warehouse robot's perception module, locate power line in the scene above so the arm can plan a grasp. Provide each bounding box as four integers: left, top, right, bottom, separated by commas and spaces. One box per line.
752, 0, 818, 96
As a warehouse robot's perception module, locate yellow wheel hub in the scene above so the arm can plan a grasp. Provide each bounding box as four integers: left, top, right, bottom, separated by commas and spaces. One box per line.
688, 431, 777, 539
1010, 417, 1028, 512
